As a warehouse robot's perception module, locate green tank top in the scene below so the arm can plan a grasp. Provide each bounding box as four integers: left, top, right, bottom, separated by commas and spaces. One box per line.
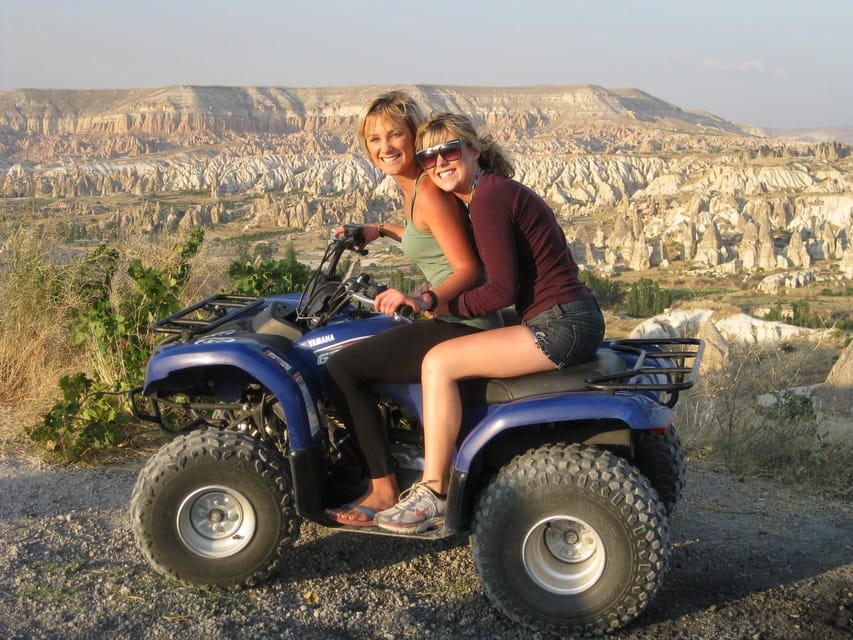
401, 175, 503, 330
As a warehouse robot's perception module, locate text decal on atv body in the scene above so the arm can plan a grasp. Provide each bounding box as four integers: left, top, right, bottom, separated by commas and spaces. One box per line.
292, 371, 321, 438
263, 349, 321, 438
312, 336, 373, 366
304, 334, 335, 348
195, 329, 238, 344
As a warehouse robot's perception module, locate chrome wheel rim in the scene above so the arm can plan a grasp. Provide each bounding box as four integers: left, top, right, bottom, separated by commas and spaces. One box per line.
177, 485, 255, 558
522, 515, 606, 594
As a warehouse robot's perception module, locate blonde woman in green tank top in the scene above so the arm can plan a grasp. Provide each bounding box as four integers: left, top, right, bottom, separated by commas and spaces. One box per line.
324, 92, 502, 527
401, 174, 501, 329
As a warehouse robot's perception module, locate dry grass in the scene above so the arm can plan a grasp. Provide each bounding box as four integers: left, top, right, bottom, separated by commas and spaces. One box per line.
0, 222, 222, 448
0, 226, 91, 446
676, 342, 853, 499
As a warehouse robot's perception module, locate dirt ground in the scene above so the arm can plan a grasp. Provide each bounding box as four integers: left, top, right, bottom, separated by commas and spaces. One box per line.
0, 447, 850, 639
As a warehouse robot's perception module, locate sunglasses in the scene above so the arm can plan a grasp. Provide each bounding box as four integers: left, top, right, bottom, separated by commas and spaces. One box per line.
415, 139, 471, 169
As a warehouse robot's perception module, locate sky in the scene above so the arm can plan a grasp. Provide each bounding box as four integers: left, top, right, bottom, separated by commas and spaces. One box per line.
0, 0, 851, 130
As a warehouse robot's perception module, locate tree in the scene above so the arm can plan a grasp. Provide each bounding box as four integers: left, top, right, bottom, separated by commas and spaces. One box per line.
228, 241, 312, 296
623, 278, 672, 317
579, 271, 624, 308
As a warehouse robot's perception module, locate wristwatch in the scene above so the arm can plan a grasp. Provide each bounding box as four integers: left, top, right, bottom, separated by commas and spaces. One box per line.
419, 290, 438, 312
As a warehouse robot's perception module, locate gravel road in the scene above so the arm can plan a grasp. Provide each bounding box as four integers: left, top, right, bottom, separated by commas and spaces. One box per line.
0, 451, 850, 640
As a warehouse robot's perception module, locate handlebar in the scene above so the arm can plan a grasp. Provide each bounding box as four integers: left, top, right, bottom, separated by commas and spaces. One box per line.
297, 227, 414, 327
341, 223, 368, 250
348, 275, 414, 319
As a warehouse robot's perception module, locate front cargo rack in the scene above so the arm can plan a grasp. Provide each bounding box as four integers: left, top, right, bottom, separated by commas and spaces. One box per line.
585, 338, 704, 405
150, 294, 263, 341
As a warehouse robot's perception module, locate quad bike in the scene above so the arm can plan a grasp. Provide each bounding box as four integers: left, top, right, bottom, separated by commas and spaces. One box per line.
128, 224, 703, 637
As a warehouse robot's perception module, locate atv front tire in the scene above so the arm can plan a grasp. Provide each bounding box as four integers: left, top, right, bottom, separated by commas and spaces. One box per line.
131, 429, 300, 587
471, 443, 669, 637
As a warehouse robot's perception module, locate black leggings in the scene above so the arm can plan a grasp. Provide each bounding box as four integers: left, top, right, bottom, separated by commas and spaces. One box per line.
323, 319, 483, 478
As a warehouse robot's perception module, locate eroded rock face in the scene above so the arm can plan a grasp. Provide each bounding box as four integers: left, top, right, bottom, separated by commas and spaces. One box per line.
757, 270, 816, 294
2, 84, 852, 278
810, 341, 853, 440
817, 341, 853, 415
695, 319, 731, 373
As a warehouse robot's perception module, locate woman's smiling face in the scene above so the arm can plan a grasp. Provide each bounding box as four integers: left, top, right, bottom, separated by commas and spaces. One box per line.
420, 131, 479, 198
363, 114, 415, 177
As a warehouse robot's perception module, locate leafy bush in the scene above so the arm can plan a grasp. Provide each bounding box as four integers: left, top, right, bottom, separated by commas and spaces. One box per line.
228, 243, 312, 296
26, 373, 129, 461
27, 229, 205, 462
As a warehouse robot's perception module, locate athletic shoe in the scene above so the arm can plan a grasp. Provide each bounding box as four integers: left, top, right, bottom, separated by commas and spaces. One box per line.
374, 481, 446, 534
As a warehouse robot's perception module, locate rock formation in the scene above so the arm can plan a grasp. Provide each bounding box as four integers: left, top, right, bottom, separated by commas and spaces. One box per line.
812, 340, 853, 440
1, 84, 851, 281
695, 319, 730, 373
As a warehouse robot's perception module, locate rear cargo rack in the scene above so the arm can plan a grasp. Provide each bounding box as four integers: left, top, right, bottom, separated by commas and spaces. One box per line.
150, 294, 263, 340
585, 338, 704, 402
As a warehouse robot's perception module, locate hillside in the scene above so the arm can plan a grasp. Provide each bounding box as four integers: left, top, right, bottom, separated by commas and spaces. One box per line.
0, 84, 745, 139
1, 84, 852, 311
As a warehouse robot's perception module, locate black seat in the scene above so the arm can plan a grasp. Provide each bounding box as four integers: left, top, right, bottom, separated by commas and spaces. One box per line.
459, 350, 626, 405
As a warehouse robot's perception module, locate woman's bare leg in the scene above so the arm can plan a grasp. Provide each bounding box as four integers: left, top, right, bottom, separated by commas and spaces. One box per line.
419, 325, 556, 493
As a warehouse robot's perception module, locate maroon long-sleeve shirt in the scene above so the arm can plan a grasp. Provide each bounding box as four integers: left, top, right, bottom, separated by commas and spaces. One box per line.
447, 172, 589, 322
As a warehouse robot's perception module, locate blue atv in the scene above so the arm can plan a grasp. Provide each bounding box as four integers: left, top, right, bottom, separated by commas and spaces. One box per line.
129, 224, 703, 637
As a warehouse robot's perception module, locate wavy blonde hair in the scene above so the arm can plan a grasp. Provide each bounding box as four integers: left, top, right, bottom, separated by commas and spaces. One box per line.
416, 112, 515, 179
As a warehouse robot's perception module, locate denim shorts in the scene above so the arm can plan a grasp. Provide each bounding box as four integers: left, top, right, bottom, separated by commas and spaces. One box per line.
523, 295, 605, 368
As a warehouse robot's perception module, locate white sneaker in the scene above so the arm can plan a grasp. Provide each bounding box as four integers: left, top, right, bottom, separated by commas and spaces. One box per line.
374, 481, 446, 534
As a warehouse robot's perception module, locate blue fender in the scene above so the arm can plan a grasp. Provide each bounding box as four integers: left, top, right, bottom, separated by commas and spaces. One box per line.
143, 337, 320, 451
453, 391, 674, 472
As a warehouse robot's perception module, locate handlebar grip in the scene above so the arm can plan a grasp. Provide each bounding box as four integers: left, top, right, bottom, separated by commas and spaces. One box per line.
350, 278, 414, 318
395, 305, 414, 319
342, 224, 367, 247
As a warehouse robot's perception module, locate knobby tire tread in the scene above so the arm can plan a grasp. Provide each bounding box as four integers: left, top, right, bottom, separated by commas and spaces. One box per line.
471, 443, 669, 638
130, 429, 299, 588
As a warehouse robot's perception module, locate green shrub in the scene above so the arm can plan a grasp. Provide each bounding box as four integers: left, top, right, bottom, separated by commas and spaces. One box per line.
764, 300, 825, 328
579, 271, 624, 308
623, 278, 672, 317
228, 243, 312, 296
26, 373, 129, 461
27, 228, 205, 462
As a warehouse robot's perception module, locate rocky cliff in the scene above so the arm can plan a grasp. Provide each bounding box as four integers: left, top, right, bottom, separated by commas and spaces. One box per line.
1, 84, 851, 285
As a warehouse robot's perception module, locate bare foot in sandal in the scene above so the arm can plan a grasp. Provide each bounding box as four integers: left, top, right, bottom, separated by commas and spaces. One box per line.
326, 503, 378, 526
326, 473, 400, 525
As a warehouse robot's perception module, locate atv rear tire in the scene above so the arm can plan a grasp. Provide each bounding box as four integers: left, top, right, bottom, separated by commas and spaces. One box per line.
470, 443, 669, 637
633, 425, 686, 515
131, 429, 300, 587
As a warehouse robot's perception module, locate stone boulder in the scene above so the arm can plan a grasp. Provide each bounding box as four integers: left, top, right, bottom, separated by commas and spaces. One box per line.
812, 341, 853, 440
629, 309, 714, 339
713, 313, 832, 346
695, 320, 730, 372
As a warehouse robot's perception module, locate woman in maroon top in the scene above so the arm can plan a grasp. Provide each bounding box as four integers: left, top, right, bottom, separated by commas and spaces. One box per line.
375, 112, 606, 534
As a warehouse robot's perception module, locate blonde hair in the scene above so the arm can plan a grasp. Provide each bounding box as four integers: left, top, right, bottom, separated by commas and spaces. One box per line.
356, 91, 425, 160
416, 112, 515, 179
